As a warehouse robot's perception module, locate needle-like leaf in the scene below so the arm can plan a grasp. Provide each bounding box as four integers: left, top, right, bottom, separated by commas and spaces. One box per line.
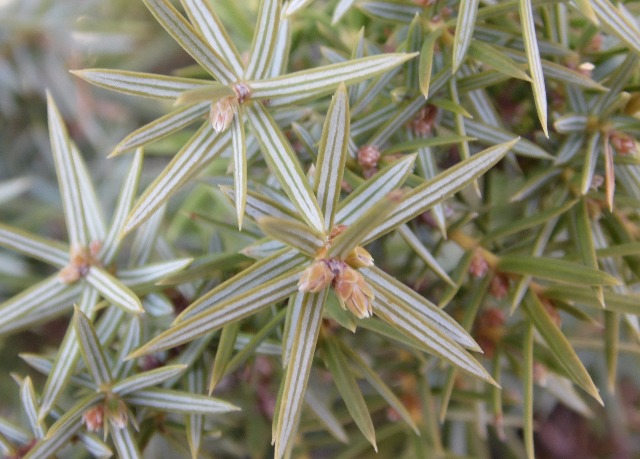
273, 290, 327, 459
72, 69, 210, 99
452, 0, 479, 73
141, 0, 237, 84
247, 103, 324, 232
245, 0, 281, 80
74, 307, 113, 387
365, 138, 518, 243
519, 0, 548, 136
47, 93, 88, 247
315, 84, 349, 230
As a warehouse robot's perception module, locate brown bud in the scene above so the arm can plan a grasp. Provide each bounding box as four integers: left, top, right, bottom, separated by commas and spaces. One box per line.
584, 34, 603, 53
357, 145, 381, 169
298, 261, 335, 293
469, 250, 489, 279
59, 244, 97, 284
409, 105, 438, 136
541, 297, 561, 327
329, 224, 348, 240
82, 405, 104, 432
490, 273, 509, 300
232, 82, 251, 103
474, 307, 505, 357
334, 266, 374, 319
611, 132, 637, 156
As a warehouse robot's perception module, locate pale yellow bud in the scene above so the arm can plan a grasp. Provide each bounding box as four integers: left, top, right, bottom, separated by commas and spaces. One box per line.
106, 398, 128, 430
210, 96, 237, 132
59, 245, 97, 284
345, 246, 374, 268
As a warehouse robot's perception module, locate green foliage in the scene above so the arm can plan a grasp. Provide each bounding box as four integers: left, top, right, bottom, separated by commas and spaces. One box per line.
1, 0, 640, 458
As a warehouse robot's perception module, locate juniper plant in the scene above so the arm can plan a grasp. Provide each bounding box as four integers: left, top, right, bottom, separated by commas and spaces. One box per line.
1, 0, 640, 458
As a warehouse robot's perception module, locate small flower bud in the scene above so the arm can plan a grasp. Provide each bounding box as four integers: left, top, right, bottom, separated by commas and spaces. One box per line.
474, 307, 505, 357
578, 62, 595, 78
298, 261, 335, 293
59, 245, 98, 284
469, 250, 489, 278
210, 96, 238, 132
357, 145, 381, 169
490, 273, 509, 300
334, 266, 374, 319
82, 405, 104, 432
108, 400, 128, 429
409, 105, 438, 136
611, 132, 637, 156
233, 82, 251, 103
345, 246, 374, 268
59, 264, 81, 284
329, 224, 348, 241
533, 362, 548, 386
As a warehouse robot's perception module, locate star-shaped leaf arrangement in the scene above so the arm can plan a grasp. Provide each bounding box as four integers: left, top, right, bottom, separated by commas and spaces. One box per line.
14, 309, 237, 459
72, 0, 416, 233
0, 95, 191, 420
128, 85, 518, 458
0, 374, 112, 459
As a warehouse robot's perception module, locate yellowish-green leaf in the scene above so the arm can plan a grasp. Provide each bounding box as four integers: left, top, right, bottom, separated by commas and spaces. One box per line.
419, 29, 442, 99
124, 388, 239, 414
208, 323, 240, 392
468, 40, 531, 82
342, 344, 419, 434
523, 291, 602, 404
175, 84, 235, 105
39, 287, 98, 419
523, 322, 535, 459
366, 138, 519, 243
323, 338, 377, 451
176, 249, 305, 322
112, 365, 187, 396
329, 196, 396, 259
498, 254, 620, 286
257, 216, 324, 257
0, 224, 68, 268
